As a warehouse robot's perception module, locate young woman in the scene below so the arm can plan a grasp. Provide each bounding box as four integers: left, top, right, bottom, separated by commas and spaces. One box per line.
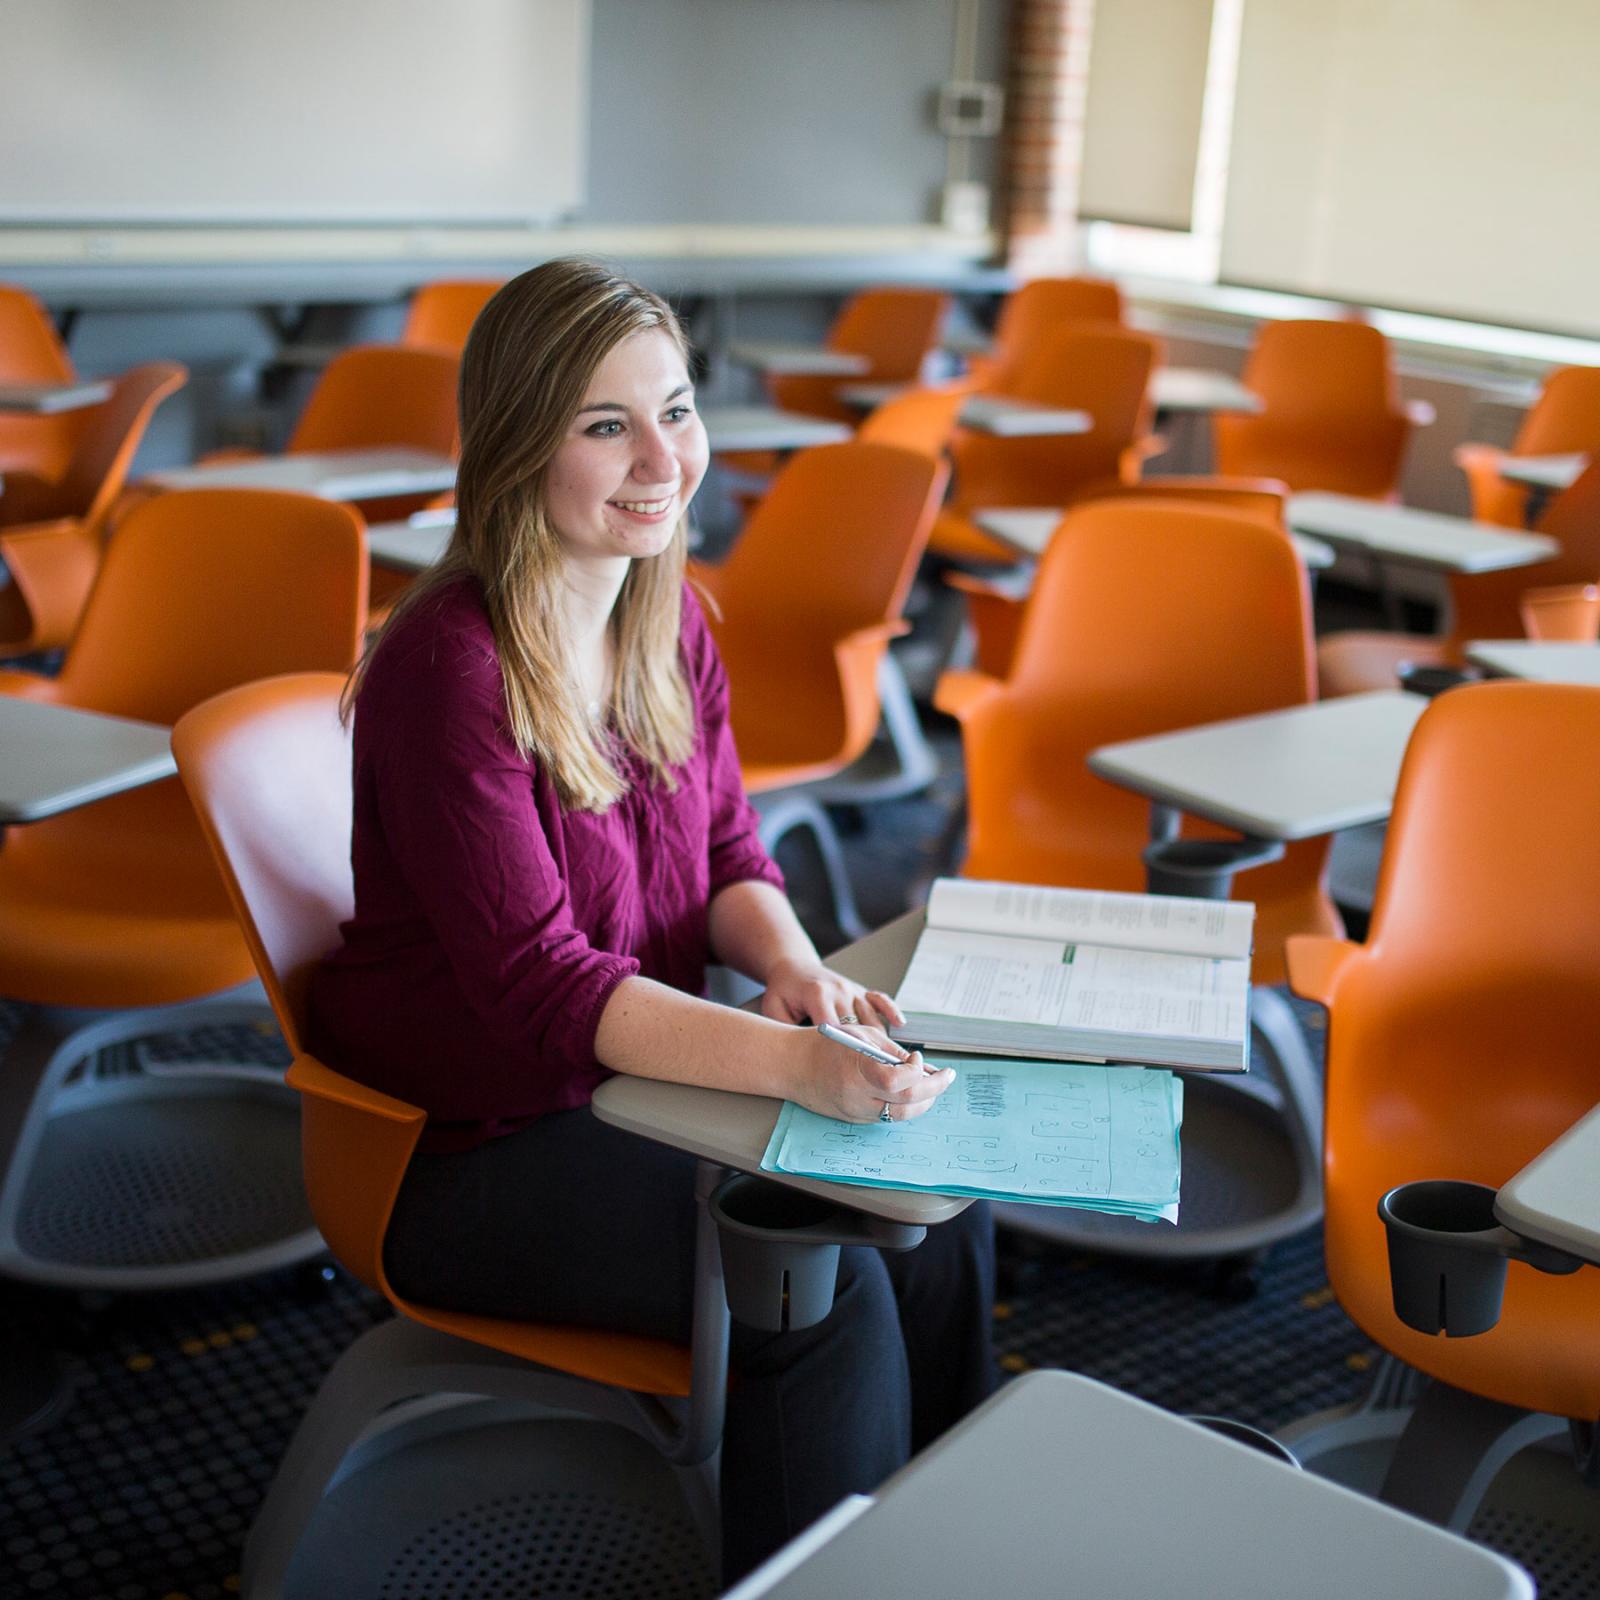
309, 258, 995, 1577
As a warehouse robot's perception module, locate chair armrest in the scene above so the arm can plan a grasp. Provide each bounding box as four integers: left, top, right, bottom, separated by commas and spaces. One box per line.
0, 669, 60, 702
1452, 441, 1508, 472
1285, 935, 1362, 1005
933, 668, 1005, 722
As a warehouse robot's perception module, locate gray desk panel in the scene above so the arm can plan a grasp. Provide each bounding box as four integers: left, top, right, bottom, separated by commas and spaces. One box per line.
1287, 494, 1557, 575
1088, 691, 1427, 842
0, 380, 113, 415
0, 696, 175, 824
148, 447, 456, 502
727, 343, 869, 378
366, 520, 452, 574
735, 1371, 1530, 1600
1498, 453, 1588, 493
1495, 1102, 1600, 1266
700, 406, 852, 454
1466, 641, 1600, 685
591, 913, 966, 1226
973, 506, 1334, 570
957, 395, 1093, 437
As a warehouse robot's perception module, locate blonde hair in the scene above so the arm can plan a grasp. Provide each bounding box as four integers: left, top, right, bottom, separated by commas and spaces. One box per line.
347, 258, 697, 812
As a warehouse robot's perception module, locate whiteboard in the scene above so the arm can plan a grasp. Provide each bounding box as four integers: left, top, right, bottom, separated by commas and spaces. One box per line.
1221, 0, 1600, 338
0, 0, 589, 225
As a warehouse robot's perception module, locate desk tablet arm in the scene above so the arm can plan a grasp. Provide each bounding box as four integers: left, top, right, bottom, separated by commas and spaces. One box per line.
711, 1173, 925, 1333
1140, 833, 1285, 901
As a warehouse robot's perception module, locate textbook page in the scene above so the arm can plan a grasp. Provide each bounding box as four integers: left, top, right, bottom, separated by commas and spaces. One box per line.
925, 878, 1254, 961
896, 928, 1249, 1044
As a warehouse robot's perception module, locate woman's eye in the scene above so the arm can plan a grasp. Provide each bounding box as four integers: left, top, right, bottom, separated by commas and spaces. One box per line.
586, 419, 624, 438
664, 404, 694, 424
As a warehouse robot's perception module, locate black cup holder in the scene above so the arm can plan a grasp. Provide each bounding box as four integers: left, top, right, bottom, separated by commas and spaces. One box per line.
710, 1173, 926, 1332
1397, 664, 1484, 700
1141, 836, 1285, 901
1378, 1180, 1582, 1337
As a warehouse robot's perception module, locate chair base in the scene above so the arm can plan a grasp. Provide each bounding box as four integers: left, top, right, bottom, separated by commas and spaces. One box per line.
0, 991, 323, 1290
806, 655, 940, 805
996, 986, 1322, 1266
753, 791, 866, 943
276, 1401, 717, 1600
1279, 1367, 1599, 1582
245, 1312, 722, 1600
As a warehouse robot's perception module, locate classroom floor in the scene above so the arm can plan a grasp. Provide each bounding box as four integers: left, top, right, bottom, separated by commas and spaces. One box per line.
2, 584, 1597, 1599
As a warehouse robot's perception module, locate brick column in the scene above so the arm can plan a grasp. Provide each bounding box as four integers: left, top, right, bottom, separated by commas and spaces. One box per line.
998, 0, 1095, 276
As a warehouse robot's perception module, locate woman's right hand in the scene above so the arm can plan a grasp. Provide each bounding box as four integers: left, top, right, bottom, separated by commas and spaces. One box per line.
787, 1025, 956, 1124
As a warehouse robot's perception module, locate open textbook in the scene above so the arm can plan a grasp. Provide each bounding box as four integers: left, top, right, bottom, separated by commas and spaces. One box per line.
890, 879, 1254, 1073
762, 1055, 1183, 1224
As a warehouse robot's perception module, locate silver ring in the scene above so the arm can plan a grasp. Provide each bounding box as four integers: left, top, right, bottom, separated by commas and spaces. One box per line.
839, 1014, 857, 1024
879, 1101, 893, 1123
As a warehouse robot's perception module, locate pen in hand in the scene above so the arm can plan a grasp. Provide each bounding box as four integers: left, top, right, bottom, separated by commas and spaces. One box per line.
815, 1021, 948, 1076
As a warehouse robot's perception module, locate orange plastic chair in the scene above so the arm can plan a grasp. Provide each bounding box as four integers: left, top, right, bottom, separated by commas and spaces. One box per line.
936, 500, 1339, 990
0, 284, 80, 485
0, 489, 367, 1290
1214, 319, 1414, 498
766, 287, 950, 423
1520, 582, 1600, 641
0, 361, 187, 657
401, 279, 503, 352
1285, 682, 1600, 1525
692, 440, 947, 935
170, 673, 718, 1596
946, 477, 1294, 679
856, 381, 973, 460
968, 276, 1125, 390
1317, 461, 1600, 696
931, 325, 1161, 564
1455, 365, 1600, 527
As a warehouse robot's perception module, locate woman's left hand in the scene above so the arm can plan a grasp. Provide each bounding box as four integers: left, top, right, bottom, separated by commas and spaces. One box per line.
758, 957, 905, 1032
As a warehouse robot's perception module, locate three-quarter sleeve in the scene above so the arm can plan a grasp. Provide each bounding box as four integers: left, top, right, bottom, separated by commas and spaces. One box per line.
682, 590, 787, 899
361, 621, 640, 1084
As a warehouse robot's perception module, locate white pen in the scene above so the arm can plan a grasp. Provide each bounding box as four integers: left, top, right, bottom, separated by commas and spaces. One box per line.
815, 1021, 949, 1076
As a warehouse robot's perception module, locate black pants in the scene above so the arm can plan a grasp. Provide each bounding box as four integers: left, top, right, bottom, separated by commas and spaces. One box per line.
384, 1106, 997, 1579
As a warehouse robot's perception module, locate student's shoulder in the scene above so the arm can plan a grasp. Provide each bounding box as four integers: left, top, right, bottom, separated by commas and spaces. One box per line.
363, 575, 504, 706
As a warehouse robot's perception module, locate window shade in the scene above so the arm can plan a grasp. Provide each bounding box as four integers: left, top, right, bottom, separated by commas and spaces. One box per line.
1220, 0, 1600, 338
1078, 0, 1216, 232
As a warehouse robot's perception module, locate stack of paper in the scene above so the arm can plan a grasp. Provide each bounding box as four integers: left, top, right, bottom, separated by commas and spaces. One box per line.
761, 1055, 1183, 1224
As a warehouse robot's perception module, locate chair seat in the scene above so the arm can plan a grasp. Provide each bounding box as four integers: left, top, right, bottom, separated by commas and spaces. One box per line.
0, 780, 254, 1007
1317, 631, 1448, 698
927, 508, 1023, 566
405, 1302, 693, 1398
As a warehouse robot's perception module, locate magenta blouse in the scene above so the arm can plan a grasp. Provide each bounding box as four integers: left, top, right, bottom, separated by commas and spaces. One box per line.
307, 576, 784, 1151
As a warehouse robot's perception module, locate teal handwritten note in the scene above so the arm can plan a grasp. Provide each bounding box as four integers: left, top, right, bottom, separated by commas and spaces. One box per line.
761, 1056, 1183, 1224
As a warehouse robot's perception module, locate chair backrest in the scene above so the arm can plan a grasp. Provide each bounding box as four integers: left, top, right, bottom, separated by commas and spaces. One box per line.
856, 382, 971, 460
402, 279, 503, 353
172, 673, 426, 1294
957, 500, 1326, 977
1072, 476, 1290, 528
708, 440, 947, 640
949, 326, 1160, 510
1215, 319, 1409, 497
1513, 364, 1600, 457
289, 344, 460, 457
1311, 683, 1600, 1420
0, 286, 79, 483
988, 276, 1124, 386
826, 287, 950, 380
1448, 461, 1600, 644
58, 488, 368, 724
52, 361, 188, 528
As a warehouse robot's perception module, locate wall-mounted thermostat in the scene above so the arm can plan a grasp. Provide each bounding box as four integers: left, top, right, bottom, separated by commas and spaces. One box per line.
936, 79, 1005, 138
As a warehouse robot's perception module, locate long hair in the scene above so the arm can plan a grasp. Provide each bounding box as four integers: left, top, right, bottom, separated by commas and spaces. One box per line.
345, 258, 697, 812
